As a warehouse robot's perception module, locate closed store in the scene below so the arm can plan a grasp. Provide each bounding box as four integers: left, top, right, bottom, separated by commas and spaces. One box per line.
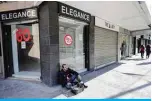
95, 26, 117, 68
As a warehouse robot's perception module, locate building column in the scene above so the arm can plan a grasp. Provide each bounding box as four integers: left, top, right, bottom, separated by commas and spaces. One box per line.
39, 1, 59, 86
117, 32, 121, 62
128, 35, 133, 57
88, 16, 95, 71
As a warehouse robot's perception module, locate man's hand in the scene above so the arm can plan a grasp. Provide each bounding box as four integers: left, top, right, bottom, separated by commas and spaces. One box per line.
67, 76, 70, 81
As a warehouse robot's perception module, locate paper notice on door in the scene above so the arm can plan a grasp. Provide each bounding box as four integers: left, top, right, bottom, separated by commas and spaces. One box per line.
79, 34, 82, 41
21, 41, 26, 49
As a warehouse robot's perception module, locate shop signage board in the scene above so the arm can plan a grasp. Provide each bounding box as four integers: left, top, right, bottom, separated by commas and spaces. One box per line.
105, 21, 115, 29
95, 17, 119, 32
0, 7, 38, 21
58, 2, 91, 23
64, 34, 73, 46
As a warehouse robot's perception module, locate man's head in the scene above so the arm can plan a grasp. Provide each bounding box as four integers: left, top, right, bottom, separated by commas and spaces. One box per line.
62, 64, 68, 71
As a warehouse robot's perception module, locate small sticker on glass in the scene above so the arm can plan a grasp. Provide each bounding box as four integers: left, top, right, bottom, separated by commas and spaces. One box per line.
21, 41, 26, 49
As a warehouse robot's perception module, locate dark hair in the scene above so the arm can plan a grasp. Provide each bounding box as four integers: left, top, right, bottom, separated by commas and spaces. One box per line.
62, 64, 66, 68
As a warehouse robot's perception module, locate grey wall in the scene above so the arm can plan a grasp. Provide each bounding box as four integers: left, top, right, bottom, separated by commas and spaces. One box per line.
39, 1, 59, 86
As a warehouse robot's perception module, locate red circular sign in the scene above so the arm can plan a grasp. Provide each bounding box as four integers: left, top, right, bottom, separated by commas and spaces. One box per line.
16, 28, 31, 42
64, 34, 73, 46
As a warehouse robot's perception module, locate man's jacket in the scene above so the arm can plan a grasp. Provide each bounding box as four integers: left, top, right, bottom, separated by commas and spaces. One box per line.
58, 68, 79, 87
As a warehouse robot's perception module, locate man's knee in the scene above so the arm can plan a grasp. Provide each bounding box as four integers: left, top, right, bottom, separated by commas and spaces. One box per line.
77, 75, 82, 81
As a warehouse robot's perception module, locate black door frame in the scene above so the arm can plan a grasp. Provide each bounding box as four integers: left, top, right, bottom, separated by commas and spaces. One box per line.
84, 25, 90, 70
2, 24, 14, 77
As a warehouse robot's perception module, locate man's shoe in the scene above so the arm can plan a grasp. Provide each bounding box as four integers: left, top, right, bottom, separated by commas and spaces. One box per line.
84, 85, 88, 88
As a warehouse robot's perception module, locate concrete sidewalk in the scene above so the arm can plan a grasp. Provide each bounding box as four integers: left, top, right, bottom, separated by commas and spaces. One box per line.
55, 54, 151, 98
0, 54, 151, 98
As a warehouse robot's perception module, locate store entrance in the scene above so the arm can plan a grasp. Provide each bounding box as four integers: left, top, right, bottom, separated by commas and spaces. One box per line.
3, 21, 40, 79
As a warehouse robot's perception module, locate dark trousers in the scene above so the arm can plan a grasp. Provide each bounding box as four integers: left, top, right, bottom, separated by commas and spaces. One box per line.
146, 51, 151, 58
66, 75, 83, 88
141, 52, 144, 58
69, 75, 82, 84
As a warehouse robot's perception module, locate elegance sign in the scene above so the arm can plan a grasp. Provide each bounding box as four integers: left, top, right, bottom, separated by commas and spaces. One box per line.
0, 7, 38, 21
58, 3, 91, 23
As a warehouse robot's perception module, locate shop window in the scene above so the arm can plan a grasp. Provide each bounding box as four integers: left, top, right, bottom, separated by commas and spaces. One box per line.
59, 17, 87, 72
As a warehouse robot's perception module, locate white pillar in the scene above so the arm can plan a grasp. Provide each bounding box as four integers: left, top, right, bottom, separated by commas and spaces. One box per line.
0, 22, 4, 78
128, 35, 133, 57
117, 32, 121, 62
11, 25, 19, 73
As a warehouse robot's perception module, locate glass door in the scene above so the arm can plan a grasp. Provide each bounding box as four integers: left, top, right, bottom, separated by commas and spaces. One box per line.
59, 17, 87, 72
11, 23, 40, 76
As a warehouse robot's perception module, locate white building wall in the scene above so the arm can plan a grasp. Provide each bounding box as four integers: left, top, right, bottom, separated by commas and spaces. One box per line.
0, 1, 41, 12
131, 29, 151, 37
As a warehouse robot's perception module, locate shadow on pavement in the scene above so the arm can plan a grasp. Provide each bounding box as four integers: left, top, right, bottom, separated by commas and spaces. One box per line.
136, 62, 151, 66
107, 82, 151, 98
124, 58, 145, 61
82, 62, 125, 83
122, 73, 145, 76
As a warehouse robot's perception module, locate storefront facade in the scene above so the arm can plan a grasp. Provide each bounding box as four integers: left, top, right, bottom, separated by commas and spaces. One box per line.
0, 7, 40, 78
38, 2, 95, 86
0, 1, 95, 86
0, 1, 138, 87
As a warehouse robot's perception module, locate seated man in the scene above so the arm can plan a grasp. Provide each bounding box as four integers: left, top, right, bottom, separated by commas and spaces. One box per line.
58, 64, 88, 89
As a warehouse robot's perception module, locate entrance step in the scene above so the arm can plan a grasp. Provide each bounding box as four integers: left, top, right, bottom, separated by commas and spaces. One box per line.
12, 71, 40, 81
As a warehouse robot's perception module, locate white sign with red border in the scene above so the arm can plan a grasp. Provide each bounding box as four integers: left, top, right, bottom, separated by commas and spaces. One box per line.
64, 34, 73, 46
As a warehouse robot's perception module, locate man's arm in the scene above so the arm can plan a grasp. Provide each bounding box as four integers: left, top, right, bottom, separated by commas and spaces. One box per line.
68, 68, 79, 76
58, 71, 67, 87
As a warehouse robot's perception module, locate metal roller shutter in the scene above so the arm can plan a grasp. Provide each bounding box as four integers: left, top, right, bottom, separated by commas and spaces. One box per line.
95, 26, 117, 68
